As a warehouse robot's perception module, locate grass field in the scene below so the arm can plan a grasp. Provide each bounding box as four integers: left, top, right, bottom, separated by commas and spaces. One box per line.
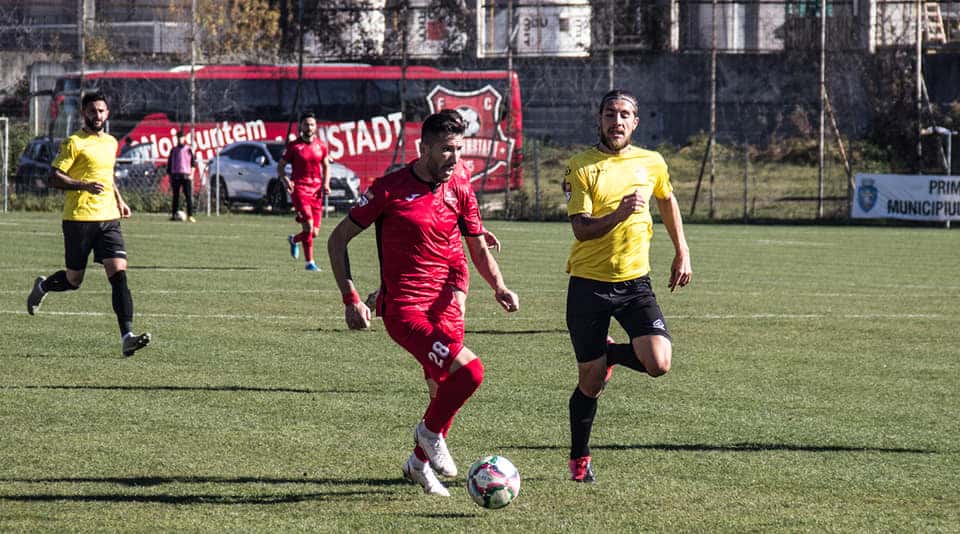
1, 212, 958, 532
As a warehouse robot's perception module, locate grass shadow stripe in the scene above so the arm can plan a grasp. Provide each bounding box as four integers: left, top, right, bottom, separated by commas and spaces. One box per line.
0, 475, 412, 487
7, 384, 368, 394
510, 442, 940, 454
129, 266, 264, 271
0, 489, 391, 505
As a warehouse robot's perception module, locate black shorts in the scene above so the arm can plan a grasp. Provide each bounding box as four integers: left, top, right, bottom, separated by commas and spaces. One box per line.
566, 275, 671, 363
62, 220, 127, 271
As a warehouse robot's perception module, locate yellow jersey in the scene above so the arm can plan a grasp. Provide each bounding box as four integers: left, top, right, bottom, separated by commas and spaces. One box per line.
52, 131, 120, 221
563, 145, 673, 282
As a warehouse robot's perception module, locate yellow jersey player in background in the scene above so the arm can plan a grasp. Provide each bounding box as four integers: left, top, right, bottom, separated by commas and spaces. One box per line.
562, 89, 692, 482
27, 91, 151, 358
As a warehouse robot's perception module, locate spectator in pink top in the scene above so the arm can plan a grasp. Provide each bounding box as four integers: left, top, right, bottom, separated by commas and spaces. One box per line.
166, 131, 197, 222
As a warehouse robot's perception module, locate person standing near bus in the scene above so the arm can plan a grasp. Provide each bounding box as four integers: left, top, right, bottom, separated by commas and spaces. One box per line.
167, 131, 197, 223
278, 112, 330, 271
563, 89, 691, 482
26, 91, 151, 358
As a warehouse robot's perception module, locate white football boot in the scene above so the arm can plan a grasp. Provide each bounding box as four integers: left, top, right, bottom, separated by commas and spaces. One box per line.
414, 421, 457, 477
402, 455, 450, 497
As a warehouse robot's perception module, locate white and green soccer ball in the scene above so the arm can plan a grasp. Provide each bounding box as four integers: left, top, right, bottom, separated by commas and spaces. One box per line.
466, 455, 520, 509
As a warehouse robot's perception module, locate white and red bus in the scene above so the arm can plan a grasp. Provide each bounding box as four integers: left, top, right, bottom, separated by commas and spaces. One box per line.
50, 64, 522, 192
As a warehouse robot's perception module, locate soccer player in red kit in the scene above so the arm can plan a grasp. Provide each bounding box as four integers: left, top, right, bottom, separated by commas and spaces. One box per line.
278, 112, 330, 271
327, 110, 520, 497
361, 159, 502, 406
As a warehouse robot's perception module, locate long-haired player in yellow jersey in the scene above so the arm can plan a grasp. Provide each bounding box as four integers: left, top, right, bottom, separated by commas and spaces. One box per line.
562, 89, 692, 482
26, 92, 151, 358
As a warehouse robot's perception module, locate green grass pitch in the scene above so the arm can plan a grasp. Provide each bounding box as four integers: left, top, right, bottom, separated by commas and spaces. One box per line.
1, 211, 957, 532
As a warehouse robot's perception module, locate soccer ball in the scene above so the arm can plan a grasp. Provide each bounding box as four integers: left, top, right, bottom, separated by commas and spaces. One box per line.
466, 455, 520, 509
174, 210, 186, 221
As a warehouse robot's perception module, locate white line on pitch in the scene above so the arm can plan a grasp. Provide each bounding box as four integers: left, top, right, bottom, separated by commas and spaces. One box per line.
0, 310, 948, 321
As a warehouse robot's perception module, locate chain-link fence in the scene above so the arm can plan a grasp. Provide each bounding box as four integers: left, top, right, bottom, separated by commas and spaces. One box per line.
2, 1, 959, 220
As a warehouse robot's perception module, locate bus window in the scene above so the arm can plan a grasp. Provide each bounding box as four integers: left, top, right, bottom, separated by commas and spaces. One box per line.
367, 80, 401, 117
402, 80, 431, 121
311, 80, 364, 121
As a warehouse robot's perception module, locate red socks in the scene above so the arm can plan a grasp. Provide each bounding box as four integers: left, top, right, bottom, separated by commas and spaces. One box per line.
293, 231, 313, 262
413, 358, 485, 461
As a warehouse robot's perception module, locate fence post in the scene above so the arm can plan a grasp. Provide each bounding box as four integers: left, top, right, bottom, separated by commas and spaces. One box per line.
1, 117, 8, 213
533, 139, 540, 221
742, 144, 749, 223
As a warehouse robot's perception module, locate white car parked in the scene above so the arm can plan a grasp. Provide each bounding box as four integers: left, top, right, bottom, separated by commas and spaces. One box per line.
208, 140, 361, 211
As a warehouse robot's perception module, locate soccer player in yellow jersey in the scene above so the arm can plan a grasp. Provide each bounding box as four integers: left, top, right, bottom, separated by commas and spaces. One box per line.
26, 92, 151, 358
562, 89, 692, 482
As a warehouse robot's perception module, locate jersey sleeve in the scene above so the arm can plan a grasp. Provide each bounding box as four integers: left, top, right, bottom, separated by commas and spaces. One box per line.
650, 153, 673, 200
348, 180, 387, 229
457, 185, 484, 237
564, 160, 593, 216
51, 137, 78, 174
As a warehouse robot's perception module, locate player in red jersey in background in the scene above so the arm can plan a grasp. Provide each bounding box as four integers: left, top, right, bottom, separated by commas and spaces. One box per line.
328, 110, 520, 497
278, 112, 330, 271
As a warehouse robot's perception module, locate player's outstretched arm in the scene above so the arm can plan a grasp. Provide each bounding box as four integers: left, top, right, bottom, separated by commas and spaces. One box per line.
113, 177, 132, 218
482, 228, 501, 253
465, 235, 519, 313
656, 193, 692, 292
276, 157, 293, 192
327, 217, 372, 329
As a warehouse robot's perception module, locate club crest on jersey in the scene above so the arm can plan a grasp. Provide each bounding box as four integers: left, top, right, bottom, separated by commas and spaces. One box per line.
426, 84, 515, 187
358, 189, 373, 207
634, 166, 648, 183
563, 180, 572, 202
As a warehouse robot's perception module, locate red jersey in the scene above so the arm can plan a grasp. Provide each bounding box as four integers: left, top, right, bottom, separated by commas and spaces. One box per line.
349, 162, 483, 312
447, 161, 475, 288
282, 136, 328, 185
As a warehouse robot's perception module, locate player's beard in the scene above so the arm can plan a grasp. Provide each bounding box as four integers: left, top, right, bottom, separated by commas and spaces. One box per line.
428, 159, 455, 183
598, 127, 630, 152
84, 115, 105, 133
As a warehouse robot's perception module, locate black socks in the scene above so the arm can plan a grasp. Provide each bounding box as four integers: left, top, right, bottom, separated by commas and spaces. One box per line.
108, 270, 134, 336
42, 270, 77, 292
606, 343, 647, 373
569, 387, 598, 459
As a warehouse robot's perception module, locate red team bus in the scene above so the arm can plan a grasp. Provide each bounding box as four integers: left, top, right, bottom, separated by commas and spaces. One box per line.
49, 64, 522, 197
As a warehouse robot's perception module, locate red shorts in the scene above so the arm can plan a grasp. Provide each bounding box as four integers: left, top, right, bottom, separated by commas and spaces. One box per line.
292, 185, 323, 229
383, 287, 465, 383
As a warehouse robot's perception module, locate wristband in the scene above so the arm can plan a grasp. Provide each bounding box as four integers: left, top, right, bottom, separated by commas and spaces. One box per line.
342, 290, 361, 305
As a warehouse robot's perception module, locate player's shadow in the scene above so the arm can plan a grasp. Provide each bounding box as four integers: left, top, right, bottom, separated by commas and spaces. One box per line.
130, 266, 262, 271
7, 384, 368, 395
0, 475, 407, 505
315, 327, 568, 335
512, 442, 939, 454
466, 328, 568, 335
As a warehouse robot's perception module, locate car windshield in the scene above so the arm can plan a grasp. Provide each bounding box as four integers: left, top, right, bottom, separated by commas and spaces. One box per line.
120, 143, 155, 162
266, 143, 285, 162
